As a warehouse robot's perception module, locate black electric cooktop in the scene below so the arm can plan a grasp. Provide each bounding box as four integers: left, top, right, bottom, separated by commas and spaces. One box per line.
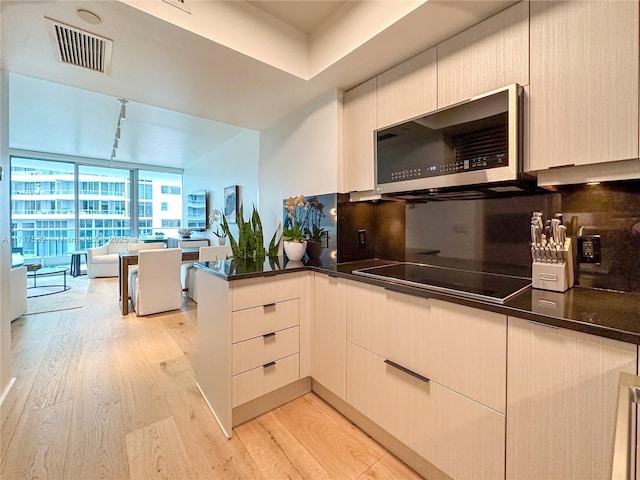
352, 262, 531, 304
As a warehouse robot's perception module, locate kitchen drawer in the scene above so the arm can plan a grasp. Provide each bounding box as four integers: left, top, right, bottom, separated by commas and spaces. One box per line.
232, 353, 300, 407
232, 299, 299, 343
347, 342, 505, 480
346, 283, 506, 413
231, 273, 304, 311
232, 326, 300, 375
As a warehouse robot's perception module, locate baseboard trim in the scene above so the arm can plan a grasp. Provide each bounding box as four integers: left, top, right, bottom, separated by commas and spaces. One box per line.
232, 377, 311, 428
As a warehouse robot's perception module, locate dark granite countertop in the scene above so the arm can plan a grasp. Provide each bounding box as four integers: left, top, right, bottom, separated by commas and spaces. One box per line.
195, 256, 640, 345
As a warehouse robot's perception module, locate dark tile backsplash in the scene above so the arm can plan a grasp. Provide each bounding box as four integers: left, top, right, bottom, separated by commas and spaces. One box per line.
334, 180, 640, 293
556, 181, 640, 293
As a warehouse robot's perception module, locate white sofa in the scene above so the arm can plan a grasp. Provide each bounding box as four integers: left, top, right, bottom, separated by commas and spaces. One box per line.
87, 237, 138, 278
9, 266, 27, 321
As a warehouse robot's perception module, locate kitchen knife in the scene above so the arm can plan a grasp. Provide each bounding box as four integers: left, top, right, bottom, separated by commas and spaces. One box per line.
554, 212, 564, 225
551, 218, 561, 245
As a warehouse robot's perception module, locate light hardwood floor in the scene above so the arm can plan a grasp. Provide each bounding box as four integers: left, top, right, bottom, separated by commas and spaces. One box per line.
1, 276, 423, 479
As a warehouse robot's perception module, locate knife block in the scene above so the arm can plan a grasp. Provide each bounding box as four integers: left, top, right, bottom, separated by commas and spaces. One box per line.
532, 239, 575, 292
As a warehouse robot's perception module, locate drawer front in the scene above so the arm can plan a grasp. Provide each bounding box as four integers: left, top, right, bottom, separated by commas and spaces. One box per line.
377, 291, 506, 413
232, 326, 300, 375
232, 299, 299, 343
231, 273, 304, 310
232, 353, 300, 407
347, 342, 505, 480
346, 280, 385, 354
426, 299, 506, 413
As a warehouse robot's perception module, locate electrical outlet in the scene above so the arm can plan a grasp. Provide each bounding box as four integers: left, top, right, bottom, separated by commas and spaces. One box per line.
358, 229, 366, 248
577, 235, 601, 264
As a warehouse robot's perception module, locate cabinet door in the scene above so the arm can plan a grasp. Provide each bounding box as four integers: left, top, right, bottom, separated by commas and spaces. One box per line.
312, 273, 347, 399
529, 0, 639, 170
437, 1, 529, 108
348, 342, 505, 480
346, 280, 385, 353
343, 78, 377, 193
506, 316, 637, 480
377, 48, 437, 128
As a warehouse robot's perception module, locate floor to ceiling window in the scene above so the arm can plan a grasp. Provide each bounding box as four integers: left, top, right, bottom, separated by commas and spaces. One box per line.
10, 156, 183, 267
138, 170, 183, 237
10, 158, 75, 266
78, 164, 132, 250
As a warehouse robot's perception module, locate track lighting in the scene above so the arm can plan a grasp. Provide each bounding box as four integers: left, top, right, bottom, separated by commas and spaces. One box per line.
110, 98, 128, 162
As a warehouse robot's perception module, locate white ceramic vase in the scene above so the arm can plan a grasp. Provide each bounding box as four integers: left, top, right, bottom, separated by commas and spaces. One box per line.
217, 236, 227, 246
283, 240, 307, 261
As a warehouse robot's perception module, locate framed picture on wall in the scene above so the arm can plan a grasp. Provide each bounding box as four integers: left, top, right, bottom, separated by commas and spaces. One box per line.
224, 185, 239, 223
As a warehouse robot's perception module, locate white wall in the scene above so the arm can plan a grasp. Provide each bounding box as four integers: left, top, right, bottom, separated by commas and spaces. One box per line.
259, 89, 343, 246
183, 129, 260, 243
0, 68, 16, 411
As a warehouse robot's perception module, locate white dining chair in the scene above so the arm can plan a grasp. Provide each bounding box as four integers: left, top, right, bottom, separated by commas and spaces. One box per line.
185, 245, 233, 303
128, 248, 183, 316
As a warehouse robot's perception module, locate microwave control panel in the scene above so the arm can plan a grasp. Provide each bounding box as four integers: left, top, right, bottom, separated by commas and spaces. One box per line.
385, 154, 507, 183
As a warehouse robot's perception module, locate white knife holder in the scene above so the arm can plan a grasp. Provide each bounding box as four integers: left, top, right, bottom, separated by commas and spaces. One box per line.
532, 238, 575, 293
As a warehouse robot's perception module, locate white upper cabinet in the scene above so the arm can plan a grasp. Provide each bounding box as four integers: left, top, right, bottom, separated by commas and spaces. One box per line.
376, 48, 437, 129
343, 78, 377, 193
529, 0, 639, 171
437, 1, 529, 108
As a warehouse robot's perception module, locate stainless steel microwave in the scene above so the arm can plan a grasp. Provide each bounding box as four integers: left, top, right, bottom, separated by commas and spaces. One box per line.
374, 84, 532, 198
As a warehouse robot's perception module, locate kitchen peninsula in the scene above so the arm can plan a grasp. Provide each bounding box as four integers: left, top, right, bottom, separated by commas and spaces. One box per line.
195, 256, 640, 480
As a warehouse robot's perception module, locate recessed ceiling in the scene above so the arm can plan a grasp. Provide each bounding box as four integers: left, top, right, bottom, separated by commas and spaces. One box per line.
248, 1, 347, 35
2, 0, 518, 167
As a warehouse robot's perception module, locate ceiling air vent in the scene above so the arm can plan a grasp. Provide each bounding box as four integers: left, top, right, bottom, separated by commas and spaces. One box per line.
45, 18, 113, 74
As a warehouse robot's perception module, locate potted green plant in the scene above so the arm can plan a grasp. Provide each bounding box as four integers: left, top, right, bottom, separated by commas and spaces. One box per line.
213, 226, 227, 246
177, 228, 192, 239
220, 203, 280, 263
282, 195, 309, 261
209, 208, 228, 245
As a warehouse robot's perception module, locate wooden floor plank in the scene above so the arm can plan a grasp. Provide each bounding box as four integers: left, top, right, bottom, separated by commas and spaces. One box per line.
125, 416, 197, 480
235, 410, 331, 480
132, 314, 186, 366
152, 355, 264, 480
112, 326, 173, 435
0, 400, 73, 479
23, 311, 83, 412
360, 453, 425, 480
160, 305, 198, 364
273, 395, 383, 480
64, 338, 130, 479
303, 393, 388, 458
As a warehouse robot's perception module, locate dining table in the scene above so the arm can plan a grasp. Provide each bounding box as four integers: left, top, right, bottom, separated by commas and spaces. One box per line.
119, 247, 200, 315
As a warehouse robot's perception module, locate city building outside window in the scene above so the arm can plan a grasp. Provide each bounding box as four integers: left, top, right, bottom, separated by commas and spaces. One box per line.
9, 157, 182, 267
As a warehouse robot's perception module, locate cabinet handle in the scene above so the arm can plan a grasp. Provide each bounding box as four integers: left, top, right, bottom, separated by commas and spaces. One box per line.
263, 303, 276, 308
527, 320, 559, 329
263, 361, 276, 368
611, 372, 640, 480
263, 332, 276, 339
384, 359, 430, 384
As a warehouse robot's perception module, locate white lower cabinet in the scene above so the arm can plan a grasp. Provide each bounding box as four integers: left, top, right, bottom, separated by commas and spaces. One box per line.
197, 271, 310, 438
344, 279, 506, 479
347, 342, 505, 480
312, 273, 347, 399
506, 316, 637, 480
